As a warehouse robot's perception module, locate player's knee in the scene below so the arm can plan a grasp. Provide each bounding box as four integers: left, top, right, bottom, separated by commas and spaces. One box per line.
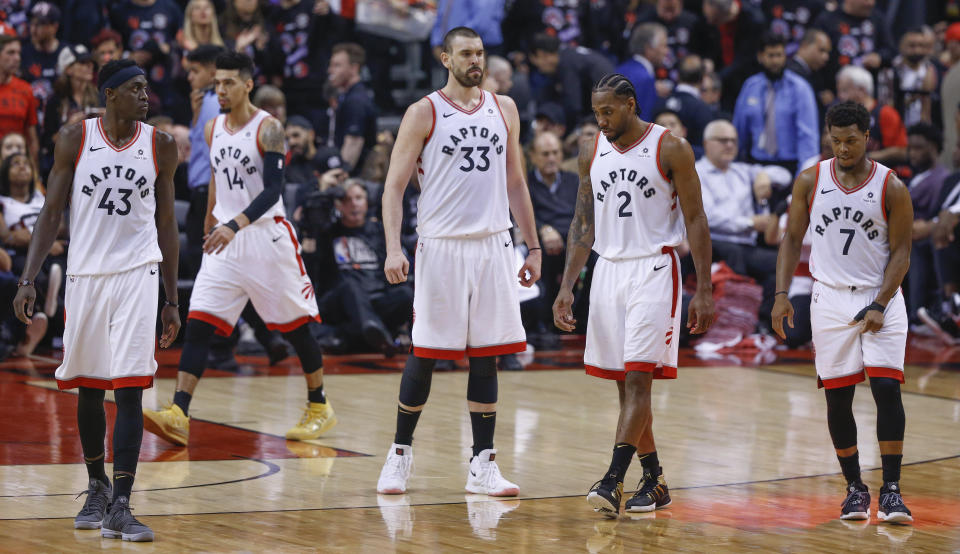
185, 319, 218, 343
179, 320, 218, 378
283, 324, 324, 374
113, 387, 143, 409
399, 356, 436, 406
869, 376, 901, 403
467, 357, 498, 404
78, 387, 106, 404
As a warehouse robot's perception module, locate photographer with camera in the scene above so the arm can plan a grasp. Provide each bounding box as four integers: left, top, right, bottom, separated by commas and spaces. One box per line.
298, 178, 413, 354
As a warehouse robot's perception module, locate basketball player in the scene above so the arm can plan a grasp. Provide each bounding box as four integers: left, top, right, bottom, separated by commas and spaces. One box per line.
773, 101, 913, 523
376, 27, 541, 496
143, 52, 335, 445
12, 59, 180, 541
553, 74, 716, 516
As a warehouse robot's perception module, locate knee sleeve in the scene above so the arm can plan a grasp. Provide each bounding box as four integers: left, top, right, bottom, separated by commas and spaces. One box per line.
399, 355, 435, 407
179, 319, 217, 378
77, 388, 106, 457
824, 385, 857, 450
467, 356, 498, 404
283, 323, 324, 374
112, 388, 144, 475
870, 377, 905, 442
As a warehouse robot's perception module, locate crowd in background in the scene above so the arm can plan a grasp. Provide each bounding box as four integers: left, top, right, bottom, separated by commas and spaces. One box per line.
2, 0, 960, 365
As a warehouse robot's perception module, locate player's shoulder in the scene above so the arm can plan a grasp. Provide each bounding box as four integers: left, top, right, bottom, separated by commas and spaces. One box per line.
657, 127, 694, 160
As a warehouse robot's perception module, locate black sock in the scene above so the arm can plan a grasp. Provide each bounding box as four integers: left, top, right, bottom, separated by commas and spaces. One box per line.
605, 443, 637, 484
112, 388, 143, 501
394, 405, 421, 446
84, 453, 109, 486
638, 451, 659, 475
77, 387, 109, 485
173, 390, 192, 415
469, 411, 496, 457
308, 385, 326, 404
838, 451, 861, 485
881, 454, 902, 483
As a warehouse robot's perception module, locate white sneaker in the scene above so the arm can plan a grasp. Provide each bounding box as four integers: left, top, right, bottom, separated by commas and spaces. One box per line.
377, 443, 414, 494
465, 449, 519, 497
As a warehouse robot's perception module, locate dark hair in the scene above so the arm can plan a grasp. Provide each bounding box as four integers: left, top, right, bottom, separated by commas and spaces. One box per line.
759, 30, 787, 53
215, 51, 254, 79
0, 153, 37, 201
529, 32, 560, 55
907, 122, 943, 153
903, 25, 928, 37
677, 55, 704, 85
594, 73, 639, 114
187, 44, 225, 65
799, 28, 826, 47
332, 42, 365, 66
0, 34, 18, 52
97, 58, 138, 89
442, 26, 481, 53
825, 101, 870, 132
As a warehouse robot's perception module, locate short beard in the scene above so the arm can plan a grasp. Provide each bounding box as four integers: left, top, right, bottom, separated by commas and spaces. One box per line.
219, 107, 232, 114
763, 68, 784, 81
453, 67, 483, 88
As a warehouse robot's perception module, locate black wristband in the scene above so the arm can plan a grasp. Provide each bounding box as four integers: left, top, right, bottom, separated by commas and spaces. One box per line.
224, 220, 240, 233
528, 247, 541, 251
853, 302, 885, 322
774, 290, 788, 296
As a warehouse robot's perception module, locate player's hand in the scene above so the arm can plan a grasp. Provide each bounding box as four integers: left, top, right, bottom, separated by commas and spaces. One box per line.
687, 288, 716, 335
203, 224, 236, 254
932, 211, 957, 249
384, 251, 409, 283
159, 304, 181, 348
849, 303, 885, 334
540, 226, 564, 256
12, 284, 36, 325
771, 294, 794, 340
553, 287, 576, 332
519, 248, 541, 287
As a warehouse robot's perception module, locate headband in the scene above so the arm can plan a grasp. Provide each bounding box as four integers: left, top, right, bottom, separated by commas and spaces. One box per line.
99, 65, 146, 94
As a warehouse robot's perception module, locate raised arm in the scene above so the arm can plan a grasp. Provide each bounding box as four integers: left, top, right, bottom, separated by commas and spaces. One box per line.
772, 166, 817, 339
382, 98, 433, 284
499, 94, 541, 287
552, 136, 596, 332
13, 121, 81, 323
153, 130, 182, 348
662, 133, 715, 334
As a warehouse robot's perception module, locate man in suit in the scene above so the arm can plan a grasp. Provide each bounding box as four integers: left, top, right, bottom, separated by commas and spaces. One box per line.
655, 55, 715, 155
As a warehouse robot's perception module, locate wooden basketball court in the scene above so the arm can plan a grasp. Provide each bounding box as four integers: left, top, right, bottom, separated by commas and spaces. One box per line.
1, 337, 959, 551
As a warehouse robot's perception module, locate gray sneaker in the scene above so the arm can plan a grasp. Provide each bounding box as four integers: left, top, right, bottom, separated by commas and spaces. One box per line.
100, 496, 154, 542
73, 478, 111, 529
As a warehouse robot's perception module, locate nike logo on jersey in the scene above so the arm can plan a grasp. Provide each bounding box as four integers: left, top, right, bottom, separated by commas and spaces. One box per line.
599, 151, 610, 157
442, 112, 456, 118
272, 236, 282, 242
821, 188, 836, 194
89, 146, 105, 152
653, 264, 667, 271
150, 269, 157, 275
504, 240, 511, 247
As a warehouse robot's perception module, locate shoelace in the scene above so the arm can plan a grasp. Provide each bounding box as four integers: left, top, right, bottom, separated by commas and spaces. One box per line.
842, 489, 867, 508
880, 491, 905, 511
75, 487, 109, 516
635, 475, 657, 497
389, 453, 411, 480
477, 461, 504, 490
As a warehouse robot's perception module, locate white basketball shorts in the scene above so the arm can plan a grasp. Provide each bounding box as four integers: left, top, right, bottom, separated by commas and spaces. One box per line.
584, 247, 681, 381
810, 281, 907, 389
56, 262, 160, 390
411, 230, 526, 359
188, 216, 320, 334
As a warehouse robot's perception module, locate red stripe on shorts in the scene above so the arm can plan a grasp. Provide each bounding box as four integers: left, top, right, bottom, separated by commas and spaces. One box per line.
624, 362, 678, 379
466, 341, 526, 357
586, 365, 625, 381
188, 310, 234, 336
865, 366, 904, 383
413, 346, 465, 360
818, 371, 866, 389
57, 375, 154, 390
266, 315, 322, 332
276, 216, 306, 276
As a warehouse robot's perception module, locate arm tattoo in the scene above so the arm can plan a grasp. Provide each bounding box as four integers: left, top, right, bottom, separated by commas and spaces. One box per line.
259, 118, 286, 154
568, 174, 595, 250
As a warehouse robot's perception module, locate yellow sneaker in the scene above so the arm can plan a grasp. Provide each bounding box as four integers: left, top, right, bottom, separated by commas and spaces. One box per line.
143, 405, 189, 446
285, 401, 337, 440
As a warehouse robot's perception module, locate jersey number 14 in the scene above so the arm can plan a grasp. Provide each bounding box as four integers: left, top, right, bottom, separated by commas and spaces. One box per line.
222, 167, 245, 190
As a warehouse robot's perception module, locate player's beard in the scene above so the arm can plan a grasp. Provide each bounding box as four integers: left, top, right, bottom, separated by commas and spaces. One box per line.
220, 107, 232, 113
453, 65, 484, 88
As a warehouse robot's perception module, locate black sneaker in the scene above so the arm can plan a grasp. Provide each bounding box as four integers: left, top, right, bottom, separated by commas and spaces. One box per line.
917, 307, 960, 346
101, 496, 154, 542
878, 482, 913, 523
587, 476, 623, 517
840, 481, 871, 520
625, 469, 672, 513
73, 478, 111, 529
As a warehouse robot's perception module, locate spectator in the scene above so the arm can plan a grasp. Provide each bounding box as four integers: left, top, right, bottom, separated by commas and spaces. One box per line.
220, 0, 265, 51
526, 32, 614, 128
733, 32, 819, 175
20, 2, 68, 127
943, 23, 960, 170
502, 0, 588, 55
430, 0, 505, 59
253, 84, 287, 123
0, 35, 39, 166
879, 26, 938, 129
90, 29, 124, 68
328, 43, 377, 175
700, 70, 724, 114
0, 132, 25, 160
905, 123, 949, 323
60, 0, 109, 47
534, 102, 567, 140
615, 22, 666, 120
813, 0, 896, 92
629, 0, 705, 85
560, 117, 599, 174
110, 0, 183, 53
484, 55, 534, 123
836, 65, 908, 167
285, 114, 343, 195
527, 131, 578, 333
787, 29, 832, 108
696, 119, 793, 329
762, 0, 826, 57
926, 172, 960, 343
700, 0, 767, 112
657, 54, 715, 155
0, 0, 30, 37
40, 45, 98, 174
654, 109, 688, 141
178, 0, 226, 51
307, 181, 413, 354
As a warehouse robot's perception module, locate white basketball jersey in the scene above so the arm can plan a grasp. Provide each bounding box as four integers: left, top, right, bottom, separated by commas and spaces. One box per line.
416, 89, 512, 239
0, 191, 44, 232
68, 118, 162, 276
209, 110, 285, 226
808, 158, 893, 288
590, 124, 684, 259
